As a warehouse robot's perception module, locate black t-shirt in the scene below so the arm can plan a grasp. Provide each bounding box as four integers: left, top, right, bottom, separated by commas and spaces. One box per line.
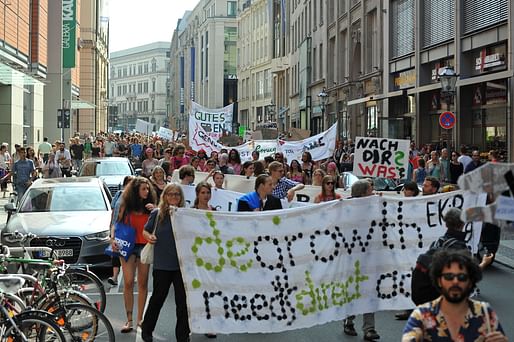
70, 144, 84, 160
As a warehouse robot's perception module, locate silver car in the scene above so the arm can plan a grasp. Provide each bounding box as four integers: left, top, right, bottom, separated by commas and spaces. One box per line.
78, 157, 136, 197
2, 177, 112, 267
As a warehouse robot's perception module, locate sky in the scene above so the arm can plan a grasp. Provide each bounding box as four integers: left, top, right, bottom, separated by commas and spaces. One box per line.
107, 0, 197, 53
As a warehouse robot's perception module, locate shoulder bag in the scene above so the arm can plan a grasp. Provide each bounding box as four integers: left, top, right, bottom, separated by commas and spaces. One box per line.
104, 217, 136, 261
140, 212, 158, 264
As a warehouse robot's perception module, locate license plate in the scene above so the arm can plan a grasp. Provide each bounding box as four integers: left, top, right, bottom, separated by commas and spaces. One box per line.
38, 249, 73, 258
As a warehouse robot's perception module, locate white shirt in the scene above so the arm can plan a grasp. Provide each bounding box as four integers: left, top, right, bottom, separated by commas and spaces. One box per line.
55, 149, 72, 167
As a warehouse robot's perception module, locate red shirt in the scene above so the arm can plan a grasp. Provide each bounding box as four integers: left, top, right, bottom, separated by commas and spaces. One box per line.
126, 212, 150, 244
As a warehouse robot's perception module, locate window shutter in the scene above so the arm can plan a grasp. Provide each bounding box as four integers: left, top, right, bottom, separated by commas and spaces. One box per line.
391, 0, 415, 58
422, 0, 455, 48
463, 0, 508, 34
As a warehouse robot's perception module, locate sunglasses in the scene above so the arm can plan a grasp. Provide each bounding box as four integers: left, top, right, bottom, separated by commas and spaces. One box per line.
326, 182, 335, 185
167, 192, 182, 197
441, 273, 469, 282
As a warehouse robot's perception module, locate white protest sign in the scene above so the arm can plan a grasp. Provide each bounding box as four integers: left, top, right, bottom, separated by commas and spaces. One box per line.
353, 137, 410, 179
279, 123, 338, 162
135, 119, 154, 135
495, 195, 514, 221
189, 101, 233, 141
157, 127, 174, 140
172, 191, 483, 334
189, 121, 227, 155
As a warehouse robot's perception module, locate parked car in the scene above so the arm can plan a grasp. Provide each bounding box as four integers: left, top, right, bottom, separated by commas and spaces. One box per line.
2, 177, 112, 267
78, 157, 137, 196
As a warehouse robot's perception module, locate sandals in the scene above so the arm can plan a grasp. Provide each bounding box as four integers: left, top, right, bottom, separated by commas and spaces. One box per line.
121, 320, 133, 333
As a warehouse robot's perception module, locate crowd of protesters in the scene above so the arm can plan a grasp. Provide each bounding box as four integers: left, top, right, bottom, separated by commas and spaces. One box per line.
0, 131, 509, 341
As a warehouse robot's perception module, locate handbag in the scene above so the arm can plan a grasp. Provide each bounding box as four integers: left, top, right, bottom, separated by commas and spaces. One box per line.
104, 218, 136, 261
140, 213, 158, 264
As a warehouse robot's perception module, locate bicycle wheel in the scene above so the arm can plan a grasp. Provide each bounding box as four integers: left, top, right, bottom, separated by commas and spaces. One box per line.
61, 268, 106, 313
3, 310, 66, 342
61, 303, 115, 342
3, 292, 26, 316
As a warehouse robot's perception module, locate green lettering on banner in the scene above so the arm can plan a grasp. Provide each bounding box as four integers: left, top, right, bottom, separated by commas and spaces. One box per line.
62, 0, 76, 68
191, 212, 252, 288
295, 261, 368, 315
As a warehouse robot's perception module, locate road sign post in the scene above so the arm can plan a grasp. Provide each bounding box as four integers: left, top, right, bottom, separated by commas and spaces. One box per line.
439, 111, 456, 130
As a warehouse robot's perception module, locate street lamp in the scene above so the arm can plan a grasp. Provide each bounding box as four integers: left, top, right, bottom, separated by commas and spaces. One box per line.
438, 66, 458, 150
318, 87, 329, 132
439, 66, 458, 106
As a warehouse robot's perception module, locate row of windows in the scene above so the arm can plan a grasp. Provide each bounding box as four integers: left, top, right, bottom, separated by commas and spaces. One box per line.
204, 1, 237, 19
111, 59, 158, 78
239, 69, 272, 100
113, 80, 157, 97
116, 100, 156, 114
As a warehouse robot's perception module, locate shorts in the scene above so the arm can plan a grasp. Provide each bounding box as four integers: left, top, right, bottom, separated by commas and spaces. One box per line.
130, 244, 145, 259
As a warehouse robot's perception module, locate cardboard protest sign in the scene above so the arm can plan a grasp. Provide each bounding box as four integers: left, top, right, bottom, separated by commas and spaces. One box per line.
353, 137, 410, 179
189, 101, 233, 141
135, 119, 154, 135
172, 191, 483, 333
157, 127, 174, 141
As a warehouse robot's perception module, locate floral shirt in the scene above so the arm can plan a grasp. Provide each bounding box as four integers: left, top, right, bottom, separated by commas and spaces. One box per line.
402, 297, 505, 342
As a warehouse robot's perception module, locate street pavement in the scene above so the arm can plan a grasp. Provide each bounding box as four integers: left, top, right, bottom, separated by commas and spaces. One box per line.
1, 184, 514, 341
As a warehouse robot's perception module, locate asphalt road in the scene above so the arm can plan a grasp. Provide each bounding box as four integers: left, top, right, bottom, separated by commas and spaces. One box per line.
98, 262, 514, 342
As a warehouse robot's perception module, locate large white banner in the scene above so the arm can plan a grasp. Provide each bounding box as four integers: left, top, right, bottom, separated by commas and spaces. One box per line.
234, 140, 277, 162
353, 137, 410, 179
172, 191, 484, 334
172, 171, 350, 202
189, 101, 234, 142
279, 123, 338, 162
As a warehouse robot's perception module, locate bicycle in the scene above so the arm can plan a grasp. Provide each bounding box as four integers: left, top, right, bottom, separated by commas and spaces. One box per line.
0, 274, 66, 342
4, 232, 107, 313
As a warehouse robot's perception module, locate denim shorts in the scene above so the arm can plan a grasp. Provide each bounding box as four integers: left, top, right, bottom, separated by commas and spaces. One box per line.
130, 244, 145, 259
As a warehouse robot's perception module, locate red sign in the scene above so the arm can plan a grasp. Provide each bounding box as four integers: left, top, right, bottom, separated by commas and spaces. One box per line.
439, 111, 456, 130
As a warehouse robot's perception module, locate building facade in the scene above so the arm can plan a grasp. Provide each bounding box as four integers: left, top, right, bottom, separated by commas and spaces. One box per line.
109, 42, 171, 132
0, 0, 47, 148
78, 0, 109, 135
169, 0, 238, 132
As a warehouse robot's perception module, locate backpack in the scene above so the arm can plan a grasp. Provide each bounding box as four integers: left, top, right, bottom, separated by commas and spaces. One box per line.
411, 236, 466, 305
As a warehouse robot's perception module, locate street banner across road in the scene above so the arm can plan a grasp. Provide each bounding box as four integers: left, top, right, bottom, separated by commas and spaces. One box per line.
353, 137, 410, 179
172, 190, 484, 333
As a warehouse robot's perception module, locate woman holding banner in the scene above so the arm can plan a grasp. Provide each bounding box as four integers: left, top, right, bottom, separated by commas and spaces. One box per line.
314, 175, 342, 203
141, 184, 190, 342
192, 182, 218, 338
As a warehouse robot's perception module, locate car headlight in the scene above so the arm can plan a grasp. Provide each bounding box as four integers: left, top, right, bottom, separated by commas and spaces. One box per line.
84, 230, 110, 241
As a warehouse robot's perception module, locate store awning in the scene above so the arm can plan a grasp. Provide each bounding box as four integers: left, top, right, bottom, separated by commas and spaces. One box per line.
0, 63, 44, 86
71, 100, 96, 109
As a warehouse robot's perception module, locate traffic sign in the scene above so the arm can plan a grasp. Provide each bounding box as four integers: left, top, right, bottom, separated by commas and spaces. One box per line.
439, 111, 456, 130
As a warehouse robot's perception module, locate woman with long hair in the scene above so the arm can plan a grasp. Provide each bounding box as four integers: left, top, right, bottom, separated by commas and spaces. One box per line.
141, 148, 159, 178
311, 168, 326, 186
112, 177, 157, 333
26, 146, 41, 173
301, 151, 314, 183
314, 175, 342, 203
228, 149, 242, 175
149, 166, 167, 202
193, 181, 215, 210
141, 184, 190, 342
240, 161, 255, 178
192, 181, 217, 338
287, 159, 305, 183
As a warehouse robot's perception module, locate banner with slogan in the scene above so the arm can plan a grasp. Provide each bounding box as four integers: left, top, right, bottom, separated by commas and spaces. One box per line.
279, 123, 337, 162
172, 191, 484, 333
179, 184, 311, 212
353, 137, 410, 179
172, 170, 351, 202
189, 101, 234, 142
234, 140, 277, 162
